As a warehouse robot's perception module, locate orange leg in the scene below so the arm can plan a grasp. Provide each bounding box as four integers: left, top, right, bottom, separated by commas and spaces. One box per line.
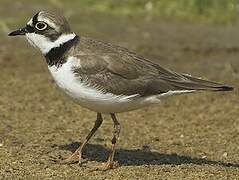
97, 113, 121, 170
60, 113, 103, 164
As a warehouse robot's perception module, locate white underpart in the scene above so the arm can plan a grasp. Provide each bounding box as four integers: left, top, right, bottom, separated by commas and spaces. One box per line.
48, 56, 194, 113
26, 33, 76, 54
158, 90, 195, 98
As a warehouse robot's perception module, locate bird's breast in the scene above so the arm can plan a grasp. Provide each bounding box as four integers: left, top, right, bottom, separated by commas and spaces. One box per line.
47, 57, 151, 113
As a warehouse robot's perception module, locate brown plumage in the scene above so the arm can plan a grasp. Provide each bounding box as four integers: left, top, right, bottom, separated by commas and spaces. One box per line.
69, 36, 233, 97
38, 11, 72, 33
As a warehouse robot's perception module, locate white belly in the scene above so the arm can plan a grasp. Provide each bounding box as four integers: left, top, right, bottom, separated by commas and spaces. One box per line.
47, 57, 155, 113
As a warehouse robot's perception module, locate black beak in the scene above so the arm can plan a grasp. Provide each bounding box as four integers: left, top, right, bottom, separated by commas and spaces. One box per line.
8, 27, 28, 36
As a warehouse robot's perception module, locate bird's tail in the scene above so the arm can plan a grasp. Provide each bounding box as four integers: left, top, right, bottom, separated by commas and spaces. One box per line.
163, 74, 234, 92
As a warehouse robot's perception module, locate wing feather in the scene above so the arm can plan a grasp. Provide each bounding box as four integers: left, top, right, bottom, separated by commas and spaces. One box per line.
70, 37, 233, 97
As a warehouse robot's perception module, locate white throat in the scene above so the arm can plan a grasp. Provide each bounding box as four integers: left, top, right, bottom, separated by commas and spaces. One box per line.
25, 33, 76, 54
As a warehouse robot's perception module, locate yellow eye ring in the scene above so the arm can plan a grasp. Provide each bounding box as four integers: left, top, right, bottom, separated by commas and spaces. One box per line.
35, 22, 48, 31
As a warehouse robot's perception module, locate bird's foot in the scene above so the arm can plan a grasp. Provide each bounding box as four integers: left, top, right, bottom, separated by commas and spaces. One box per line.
93, 161, 118, 171
59, 153, 87, 165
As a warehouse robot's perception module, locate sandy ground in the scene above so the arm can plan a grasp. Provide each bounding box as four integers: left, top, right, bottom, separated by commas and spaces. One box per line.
0, 4, 239, 180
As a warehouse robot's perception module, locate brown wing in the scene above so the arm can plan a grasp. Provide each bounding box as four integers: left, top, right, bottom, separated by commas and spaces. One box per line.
70, 37, 233, 97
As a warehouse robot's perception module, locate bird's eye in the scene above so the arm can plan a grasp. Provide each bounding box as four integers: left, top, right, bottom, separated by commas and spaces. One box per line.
35, 22, 48, 31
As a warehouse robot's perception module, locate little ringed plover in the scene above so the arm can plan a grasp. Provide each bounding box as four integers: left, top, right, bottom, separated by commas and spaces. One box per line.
8, 11, 233, 170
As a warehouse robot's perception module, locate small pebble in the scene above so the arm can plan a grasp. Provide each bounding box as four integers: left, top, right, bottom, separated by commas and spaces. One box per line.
222, 152, 228, 158
0, 143, 3, 147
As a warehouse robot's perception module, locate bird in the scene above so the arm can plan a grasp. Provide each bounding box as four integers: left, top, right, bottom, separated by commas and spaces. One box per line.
8, 11, 233, 170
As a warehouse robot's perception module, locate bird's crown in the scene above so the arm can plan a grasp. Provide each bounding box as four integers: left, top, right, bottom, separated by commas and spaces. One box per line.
27, 11, 72, 36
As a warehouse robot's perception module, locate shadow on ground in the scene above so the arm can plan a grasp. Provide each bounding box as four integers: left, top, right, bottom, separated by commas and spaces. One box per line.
53, 142, 239, 168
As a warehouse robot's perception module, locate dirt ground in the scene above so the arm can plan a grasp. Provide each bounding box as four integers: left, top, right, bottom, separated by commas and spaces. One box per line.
0, 5, 239, 180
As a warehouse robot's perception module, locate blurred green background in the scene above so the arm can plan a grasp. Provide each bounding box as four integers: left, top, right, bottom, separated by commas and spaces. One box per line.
63, 0, 238, 24
0, 0, 239, 31
1, 0, 239, 41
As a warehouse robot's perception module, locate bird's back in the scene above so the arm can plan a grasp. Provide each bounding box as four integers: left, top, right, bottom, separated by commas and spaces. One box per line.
70, 36, 233, 97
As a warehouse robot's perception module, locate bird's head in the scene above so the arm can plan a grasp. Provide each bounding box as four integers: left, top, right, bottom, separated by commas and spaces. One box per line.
8, 11, 77, 55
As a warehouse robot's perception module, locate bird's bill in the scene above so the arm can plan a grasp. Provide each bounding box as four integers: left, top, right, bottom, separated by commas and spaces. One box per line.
8, 26, 28, 36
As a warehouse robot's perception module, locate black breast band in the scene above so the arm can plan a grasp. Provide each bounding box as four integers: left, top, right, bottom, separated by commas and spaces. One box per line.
45, 35, 79, 67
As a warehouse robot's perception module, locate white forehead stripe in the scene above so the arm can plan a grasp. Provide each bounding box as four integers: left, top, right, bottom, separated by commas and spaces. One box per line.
26, 33, 76, 54
27, 18, 33, 25
37, 17, 59, 31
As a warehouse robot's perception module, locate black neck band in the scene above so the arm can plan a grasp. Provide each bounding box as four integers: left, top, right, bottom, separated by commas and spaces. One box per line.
45, 35, 79, 67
